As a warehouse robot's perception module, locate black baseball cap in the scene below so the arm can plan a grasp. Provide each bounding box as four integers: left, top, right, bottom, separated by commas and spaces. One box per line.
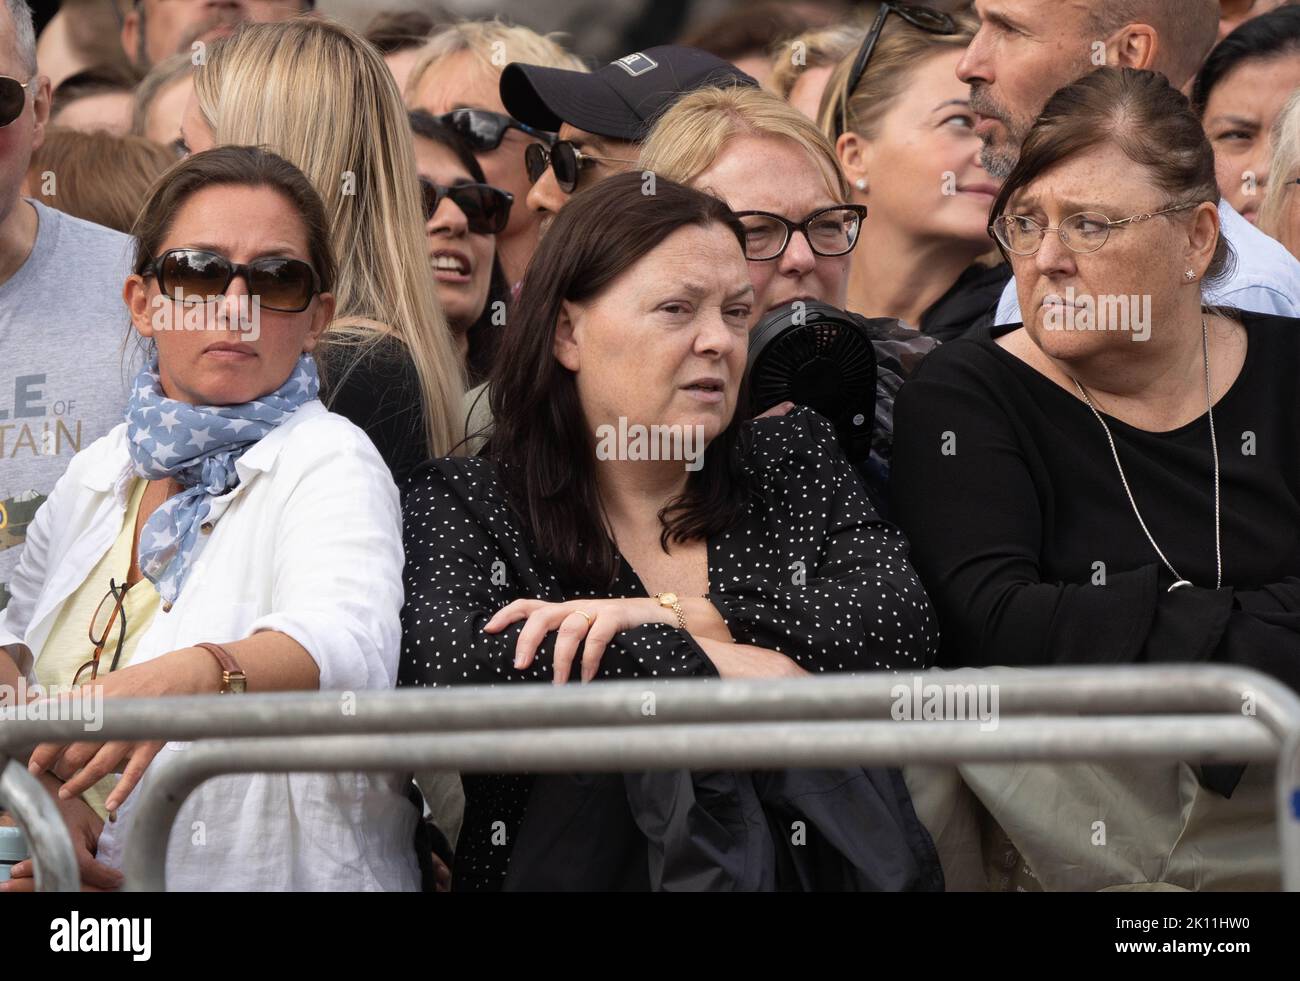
499, 45, 759, 143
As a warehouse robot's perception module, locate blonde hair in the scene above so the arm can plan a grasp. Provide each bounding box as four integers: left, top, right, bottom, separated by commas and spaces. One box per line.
193, 16, 463, 458
639, 84, 851, 203
404, 18, 587, 103
768, 21, 864, 101
819, 13, 975, 143
1259, 88, 1300, 251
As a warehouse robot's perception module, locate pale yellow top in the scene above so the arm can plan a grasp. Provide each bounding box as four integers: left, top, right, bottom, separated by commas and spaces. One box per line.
37, 477, 162, 819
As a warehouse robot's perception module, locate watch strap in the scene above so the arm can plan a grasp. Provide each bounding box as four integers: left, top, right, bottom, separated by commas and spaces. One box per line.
195, 642, 247, 694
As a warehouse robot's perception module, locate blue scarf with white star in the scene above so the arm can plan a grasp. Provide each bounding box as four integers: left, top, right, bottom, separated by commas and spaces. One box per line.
125, 354, 320, 604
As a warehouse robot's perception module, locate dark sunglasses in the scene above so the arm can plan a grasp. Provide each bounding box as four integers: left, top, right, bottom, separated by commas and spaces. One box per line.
732, 206, 868, 261
524, 140, 637, 194
0, 74, 36, 128
419, 178, 514, 234
436, 108, 554, 152
147, 248, 322, 313
836, 3, 957, 138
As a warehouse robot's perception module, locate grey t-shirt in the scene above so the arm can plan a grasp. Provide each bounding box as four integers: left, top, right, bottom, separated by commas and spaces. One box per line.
0, 200, 135, 609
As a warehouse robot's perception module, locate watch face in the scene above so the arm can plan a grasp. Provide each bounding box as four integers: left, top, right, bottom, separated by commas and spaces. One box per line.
660, 592, 678, 605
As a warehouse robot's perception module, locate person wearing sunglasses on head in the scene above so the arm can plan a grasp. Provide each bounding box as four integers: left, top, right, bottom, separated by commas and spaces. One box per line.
499, 44, 758, 233
818, 4, 1010, 342
405, 21, 587, 289
409, 110, 512, 387
891, 68, 1300, 892
958, 0, 1300, 326
0, 1, 137, 618
0, 146, 422, 893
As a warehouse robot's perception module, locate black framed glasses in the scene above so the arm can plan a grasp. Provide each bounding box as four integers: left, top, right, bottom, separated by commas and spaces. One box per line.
147, 248, 322, 312
419, 178, 514, 234
989, 203, 1199, 256
836, 3, 957, 138
732, 205, 868, 261
435, 108, 554, 152
74, 579, 130, 687
524, 140, 637, 194
0, 75, 36, 128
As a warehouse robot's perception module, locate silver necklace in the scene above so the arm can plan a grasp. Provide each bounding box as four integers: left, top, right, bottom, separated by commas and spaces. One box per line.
1070, 317, 1222, 592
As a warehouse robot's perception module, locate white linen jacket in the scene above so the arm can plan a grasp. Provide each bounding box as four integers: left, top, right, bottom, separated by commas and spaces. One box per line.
0, 400, 420, 891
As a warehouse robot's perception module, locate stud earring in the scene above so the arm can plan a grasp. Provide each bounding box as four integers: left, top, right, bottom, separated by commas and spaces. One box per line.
855, 177, 868, 191
1185, 269, 1196, 281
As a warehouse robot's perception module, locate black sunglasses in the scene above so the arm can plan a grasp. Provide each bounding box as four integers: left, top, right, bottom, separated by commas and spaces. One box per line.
836, 3, 957, 138
419, 178, 514, 234
524, 140, 637, 194
0, 74, 36, 128
732, 205, 868, 261
147, 248, 322, 313
436, 108, 554, 152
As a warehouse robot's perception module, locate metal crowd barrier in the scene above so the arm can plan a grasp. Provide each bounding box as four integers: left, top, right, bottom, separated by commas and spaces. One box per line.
0, 665, 1296, 892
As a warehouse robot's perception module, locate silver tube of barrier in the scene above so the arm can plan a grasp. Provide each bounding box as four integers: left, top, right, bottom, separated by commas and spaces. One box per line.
3, 665, 1299, 751
0, 756, 80, 892
122, 714, 1277, 892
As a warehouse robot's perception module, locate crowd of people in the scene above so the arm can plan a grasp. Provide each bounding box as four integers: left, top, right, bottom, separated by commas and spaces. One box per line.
1, 0, 1299, 892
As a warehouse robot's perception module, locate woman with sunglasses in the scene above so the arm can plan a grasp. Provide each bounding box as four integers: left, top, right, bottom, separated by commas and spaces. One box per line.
891, 68, 1300, 890
405, 20, 588, 287
0, 146, 420, 892
184, 18, 465, 487
409, 111, 512, 387
819, 5, 1009, 341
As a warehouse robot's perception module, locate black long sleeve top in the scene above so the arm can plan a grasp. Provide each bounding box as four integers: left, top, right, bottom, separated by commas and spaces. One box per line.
399, 407, 937, 889
891, 311, 1300, 700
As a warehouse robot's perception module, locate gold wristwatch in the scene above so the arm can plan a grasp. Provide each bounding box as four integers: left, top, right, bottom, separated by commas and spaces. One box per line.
654, 592, 687, 630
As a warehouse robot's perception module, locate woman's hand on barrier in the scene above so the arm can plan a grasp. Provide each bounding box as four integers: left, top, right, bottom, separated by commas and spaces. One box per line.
23, 657, 201, 813
485, 597, 668, 684
0, 773, 122, 892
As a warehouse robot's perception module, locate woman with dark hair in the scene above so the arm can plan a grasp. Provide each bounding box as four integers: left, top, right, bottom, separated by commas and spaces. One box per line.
0, 146, 420, 892
1193, 5, 1300, 225
408, 110, 511, 387
399, 171, 940, 891
892, 67, 1300, 890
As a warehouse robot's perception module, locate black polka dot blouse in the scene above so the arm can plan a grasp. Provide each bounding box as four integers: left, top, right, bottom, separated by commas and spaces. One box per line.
398, 406, 938, 890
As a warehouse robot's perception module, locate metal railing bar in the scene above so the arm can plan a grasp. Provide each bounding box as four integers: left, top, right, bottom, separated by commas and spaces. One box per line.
3, 665, 1297, 750
0, 756, 81, 892
123, 715, 1277, 891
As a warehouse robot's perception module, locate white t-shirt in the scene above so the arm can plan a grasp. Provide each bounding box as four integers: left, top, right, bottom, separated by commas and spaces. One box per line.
994, 199, 1300, 325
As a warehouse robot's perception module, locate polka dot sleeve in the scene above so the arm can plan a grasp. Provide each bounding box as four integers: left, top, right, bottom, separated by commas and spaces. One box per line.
706, 408, 939, 672
398, 458, 716, 688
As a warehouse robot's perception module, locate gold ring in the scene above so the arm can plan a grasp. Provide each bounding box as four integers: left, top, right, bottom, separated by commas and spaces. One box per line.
574, 610, 593, 625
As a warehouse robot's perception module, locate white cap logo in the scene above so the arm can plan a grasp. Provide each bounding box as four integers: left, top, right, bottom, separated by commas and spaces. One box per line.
614, 52, 659, 77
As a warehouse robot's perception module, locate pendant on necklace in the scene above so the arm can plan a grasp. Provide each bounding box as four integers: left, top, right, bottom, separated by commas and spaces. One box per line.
1167, 580, 1194, 592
